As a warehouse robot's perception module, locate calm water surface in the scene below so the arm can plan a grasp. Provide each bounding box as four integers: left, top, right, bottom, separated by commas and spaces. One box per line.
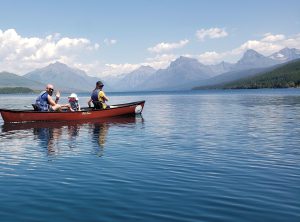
0, 89, 300, 222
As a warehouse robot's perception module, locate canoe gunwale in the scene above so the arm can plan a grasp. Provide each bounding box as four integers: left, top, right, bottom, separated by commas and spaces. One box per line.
0, 100, 145, 113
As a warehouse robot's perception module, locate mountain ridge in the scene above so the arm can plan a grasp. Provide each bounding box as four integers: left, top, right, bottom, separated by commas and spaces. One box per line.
193, 59, 300, 89
1, 47, 300, 92
104, 48, 300, 91
23, 62, 106, 92
0, 71, 44, 90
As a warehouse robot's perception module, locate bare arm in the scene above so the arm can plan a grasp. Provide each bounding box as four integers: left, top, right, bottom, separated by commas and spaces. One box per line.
55, 91, 60, 103
48, 95, 57, 106
88, 98, 92, 107
103, 95, 109, 102
101, 91, 109, 102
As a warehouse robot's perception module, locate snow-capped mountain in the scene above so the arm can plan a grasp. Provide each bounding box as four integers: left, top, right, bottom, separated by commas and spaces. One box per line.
269, 47, 300, 62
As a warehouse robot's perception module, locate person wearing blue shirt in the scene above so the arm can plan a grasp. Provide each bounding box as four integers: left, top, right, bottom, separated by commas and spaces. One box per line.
35, 84, 71, 111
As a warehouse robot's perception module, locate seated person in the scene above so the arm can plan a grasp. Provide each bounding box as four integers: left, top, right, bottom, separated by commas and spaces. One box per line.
88, 81, 109, 109
68, 93, 81, 111
35, 84, 72, 111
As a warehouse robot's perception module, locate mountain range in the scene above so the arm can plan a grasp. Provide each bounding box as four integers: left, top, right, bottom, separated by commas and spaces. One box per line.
0, 47, 300, 92
194, 58, 300, 89
105, 47, 300, 91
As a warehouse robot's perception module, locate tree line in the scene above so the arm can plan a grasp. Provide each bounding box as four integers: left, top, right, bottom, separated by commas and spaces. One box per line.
0, 87, 35, 94
194, 59, 300, 90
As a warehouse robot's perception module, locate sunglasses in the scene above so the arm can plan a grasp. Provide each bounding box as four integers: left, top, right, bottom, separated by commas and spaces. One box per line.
48, 88, 54, 92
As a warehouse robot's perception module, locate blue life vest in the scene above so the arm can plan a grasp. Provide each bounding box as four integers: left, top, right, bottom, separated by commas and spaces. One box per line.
91, 89, 100, 102
35, 91, 49, 111
91, 89, 103, 109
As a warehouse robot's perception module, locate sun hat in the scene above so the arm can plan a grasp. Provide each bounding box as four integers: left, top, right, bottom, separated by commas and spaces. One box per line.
68, 93, 78, 100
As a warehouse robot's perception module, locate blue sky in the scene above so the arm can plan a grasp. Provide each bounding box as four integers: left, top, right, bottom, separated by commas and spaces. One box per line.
0, 0, 299, 76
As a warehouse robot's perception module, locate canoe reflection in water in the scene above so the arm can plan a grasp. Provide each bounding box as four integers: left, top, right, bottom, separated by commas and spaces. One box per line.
2, 116, 143, 156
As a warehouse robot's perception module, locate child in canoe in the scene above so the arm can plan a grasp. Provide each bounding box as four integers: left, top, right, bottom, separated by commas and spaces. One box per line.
68, 93, 81, 111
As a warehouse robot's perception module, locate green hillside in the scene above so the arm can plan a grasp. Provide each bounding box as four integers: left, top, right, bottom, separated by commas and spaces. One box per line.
0, 71, 43, 90
0, 87, 35, 94
194, 59, 300, 90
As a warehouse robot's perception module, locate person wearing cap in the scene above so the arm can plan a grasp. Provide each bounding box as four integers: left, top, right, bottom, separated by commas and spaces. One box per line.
68, 93, 81, 111
35, 84, 72, 111
88, 81, 109, 109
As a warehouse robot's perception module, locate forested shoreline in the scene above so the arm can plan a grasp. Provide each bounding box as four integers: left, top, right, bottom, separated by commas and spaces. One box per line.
0, 87, 35, 94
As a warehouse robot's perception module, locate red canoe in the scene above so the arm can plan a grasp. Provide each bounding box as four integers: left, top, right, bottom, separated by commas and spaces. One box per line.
0, 100, 145, 123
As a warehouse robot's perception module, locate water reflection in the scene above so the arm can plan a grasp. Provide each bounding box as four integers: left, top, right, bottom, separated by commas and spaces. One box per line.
1, 116, 143, 156
90, 122, 109, 157
33, 127, 64, 155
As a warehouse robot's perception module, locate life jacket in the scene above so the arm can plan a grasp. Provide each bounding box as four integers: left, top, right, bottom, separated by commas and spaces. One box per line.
69, 100, 80, 111
91, 89, 100, 101
35, 91, 49, 111
91, 89, 104, 109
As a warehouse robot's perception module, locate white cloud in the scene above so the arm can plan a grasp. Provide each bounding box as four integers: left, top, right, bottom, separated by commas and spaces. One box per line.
197, 32, 300, 64
143, 54, 177, 69
236, 40, 282, 55
73, 32, 300, 75
196, 27, 228, 41
83, 54, 178, 77
0, 28, 100, 74
1, 28, 300, 77
196, 51, 225, 64
148, 39, 189, 53
104, 38, 117, 45
261, 33, 285, 42
231, 32, 300, 57
102, 63, 139, 76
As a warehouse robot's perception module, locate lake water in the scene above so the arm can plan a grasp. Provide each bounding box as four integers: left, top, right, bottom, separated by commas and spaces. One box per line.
0, 89, 300, 222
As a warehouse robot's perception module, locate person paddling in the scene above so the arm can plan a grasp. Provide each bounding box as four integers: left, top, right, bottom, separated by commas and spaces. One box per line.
35, 84, 72, 111
88, 81, 109, 109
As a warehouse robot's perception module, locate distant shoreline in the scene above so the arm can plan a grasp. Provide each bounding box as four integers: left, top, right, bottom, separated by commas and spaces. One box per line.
193, 86, 300, 90
0, 87, 36, 94
1, 87, 300, 94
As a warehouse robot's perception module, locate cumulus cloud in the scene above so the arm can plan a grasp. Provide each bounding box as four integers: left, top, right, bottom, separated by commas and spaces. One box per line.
0, 28, 99, 74
76, 32, 300, 76
196, 27, 228, 41
196, 51, 226, 64
261, 33, 285, 42
144, 54, 177, 69
1, 28, 300, 77
148, 39, 189, 53
231, 32, 300, 57
92, 54, 178, 77
102, 63, 140, 76
104, 38, 117, 45
196, 32, 300, 65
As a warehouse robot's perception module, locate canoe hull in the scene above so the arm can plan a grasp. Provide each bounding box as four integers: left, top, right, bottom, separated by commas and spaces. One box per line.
0, 100, 145, 123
